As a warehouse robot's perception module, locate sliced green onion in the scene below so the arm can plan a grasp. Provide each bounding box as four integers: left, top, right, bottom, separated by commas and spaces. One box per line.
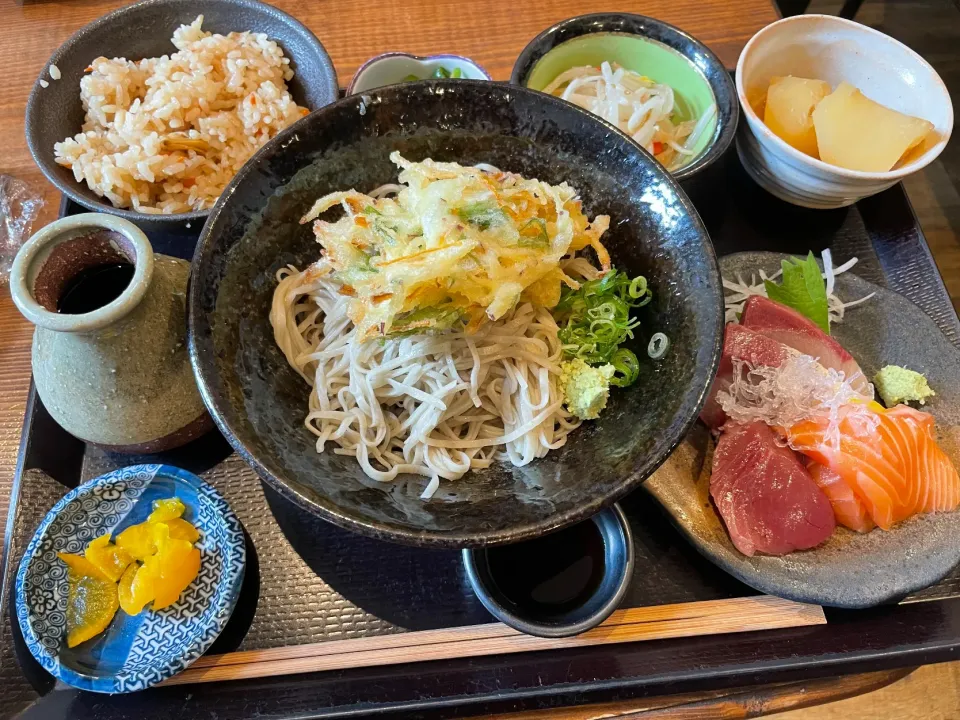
433, 66, 451, 79
587, 318, 617, 340
628, 276, 648, 299
403, 74, 421, 82
610, 348, 640, 387
372, 219, 398, 245
553, 269, 654, 388
647, 332, 670, 359
451, 67, 462, 78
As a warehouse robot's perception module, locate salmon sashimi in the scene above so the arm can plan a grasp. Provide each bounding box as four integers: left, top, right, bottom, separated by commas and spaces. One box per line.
807, 462, 875, 533
787, 402, 960, 530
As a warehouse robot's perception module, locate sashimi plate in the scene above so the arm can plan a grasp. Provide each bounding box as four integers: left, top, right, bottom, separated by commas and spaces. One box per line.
645, 252, 960, 608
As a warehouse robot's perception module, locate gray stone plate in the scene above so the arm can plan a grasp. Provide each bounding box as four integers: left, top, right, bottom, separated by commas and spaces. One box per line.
645, 251, 960, 609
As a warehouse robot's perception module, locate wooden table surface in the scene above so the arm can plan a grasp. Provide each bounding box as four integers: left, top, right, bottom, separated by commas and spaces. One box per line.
0, 0, 921, 716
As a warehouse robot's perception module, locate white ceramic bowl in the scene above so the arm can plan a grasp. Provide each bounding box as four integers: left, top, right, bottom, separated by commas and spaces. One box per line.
735, 15, 953, 209
348, 53, 491, 95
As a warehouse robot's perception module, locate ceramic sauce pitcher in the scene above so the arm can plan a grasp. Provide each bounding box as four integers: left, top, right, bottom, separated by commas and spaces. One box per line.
10, 213, 210, 451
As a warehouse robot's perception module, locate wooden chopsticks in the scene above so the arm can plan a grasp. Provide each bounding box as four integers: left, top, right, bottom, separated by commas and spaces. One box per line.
162, 596, 825, 686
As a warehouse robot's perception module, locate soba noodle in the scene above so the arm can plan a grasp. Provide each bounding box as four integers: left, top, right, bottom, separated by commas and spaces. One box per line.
270, 265, 581, 496
268, 155, 640, 498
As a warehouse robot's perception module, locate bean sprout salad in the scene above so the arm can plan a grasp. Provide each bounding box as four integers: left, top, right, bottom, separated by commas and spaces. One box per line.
543, 61, 717, 172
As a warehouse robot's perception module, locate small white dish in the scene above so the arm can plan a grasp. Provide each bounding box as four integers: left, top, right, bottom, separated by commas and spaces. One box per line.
347, 52, 491, 95
736, 15, 953, 209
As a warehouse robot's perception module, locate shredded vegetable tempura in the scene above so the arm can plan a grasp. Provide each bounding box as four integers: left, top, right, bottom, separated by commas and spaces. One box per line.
543, 61, 717, 172
299, 152, 612, 340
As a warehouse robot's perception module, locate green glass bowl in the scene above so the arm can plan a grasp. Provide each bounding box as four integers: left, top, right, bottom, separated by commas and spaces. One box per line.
512, 14, 737, 182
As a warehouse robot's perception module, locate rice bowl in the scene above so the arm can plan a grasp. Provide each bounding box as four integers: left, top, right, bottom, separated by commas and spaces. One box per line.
54, 16, 308, 215
25, 0, 338, 226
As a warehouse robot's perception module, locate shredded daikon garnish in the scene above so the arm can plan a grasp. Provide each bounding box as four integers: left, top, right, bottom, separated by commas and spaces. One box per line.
717, 353, 875, 451
542, 62, 716, 172
723, 250, 876, 324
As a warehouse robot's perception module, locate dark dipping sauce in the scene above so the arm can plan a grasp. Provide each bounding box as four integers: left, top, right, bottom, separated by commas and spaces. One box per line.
485, 519, 606, 617
57, 263, 135, 315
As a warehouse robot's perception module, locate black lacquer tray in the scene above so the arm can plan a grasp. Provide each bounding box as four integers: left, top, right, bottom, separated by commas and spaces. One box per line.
3, 141, 960, 719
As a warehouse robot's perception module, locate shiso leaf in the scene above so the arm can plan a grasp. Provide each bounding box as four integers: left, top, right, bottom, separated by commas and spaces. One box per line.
764, 252, 830, 333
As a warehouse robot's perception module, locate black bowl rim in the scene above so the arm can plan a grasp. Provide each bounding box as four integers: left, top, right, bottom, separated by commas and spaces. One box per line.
24, 0, 339, 225
509, 12, 739, 183
460, 503, 635, 637
188, 79, 724, 548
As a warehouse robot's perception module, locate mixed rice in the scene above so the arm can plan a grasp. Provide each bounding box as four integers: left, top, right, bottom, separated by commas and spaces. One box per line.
54, 16, 308, 214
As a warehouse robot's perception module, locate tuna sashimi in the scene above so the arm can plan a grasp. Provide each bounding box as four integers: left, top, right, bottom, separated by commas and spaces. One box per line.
807, 462, 875, 533
787, 403, 960, 531
740, 296, 868, 392
700, 324, 792, 429
710, 421, 836, 556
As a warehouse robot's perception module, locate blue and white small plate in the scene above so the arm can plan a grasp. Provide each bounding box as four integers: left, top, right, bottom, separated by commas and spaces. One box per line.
15, 464, 245, 693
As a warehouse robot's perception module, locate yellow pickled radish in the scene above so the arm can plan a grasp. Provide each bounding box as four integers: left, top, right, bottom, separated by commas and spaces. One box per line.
116, 523, 157, 560
116, 519, 172, 560
58, 552, 119, 648
118, 563, 137, 614
165, 517, 201, 543
56, 495, 201, 644
151, 539, 201, 610
58, 551, 112, 582
84, 533, 134, 582
147, 497, 186, 524
118, 562, 156, 616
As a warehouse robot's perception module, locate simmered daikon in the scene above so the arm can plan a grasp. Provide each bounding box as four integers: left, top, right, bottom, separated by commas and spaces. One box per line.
812, 82, 934, 172
764, 76, 832, 157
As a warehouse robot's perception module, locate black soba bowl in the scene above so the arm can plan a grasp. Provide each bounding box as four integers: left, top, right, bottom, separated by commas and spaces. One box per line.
188, 80, 723, 548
